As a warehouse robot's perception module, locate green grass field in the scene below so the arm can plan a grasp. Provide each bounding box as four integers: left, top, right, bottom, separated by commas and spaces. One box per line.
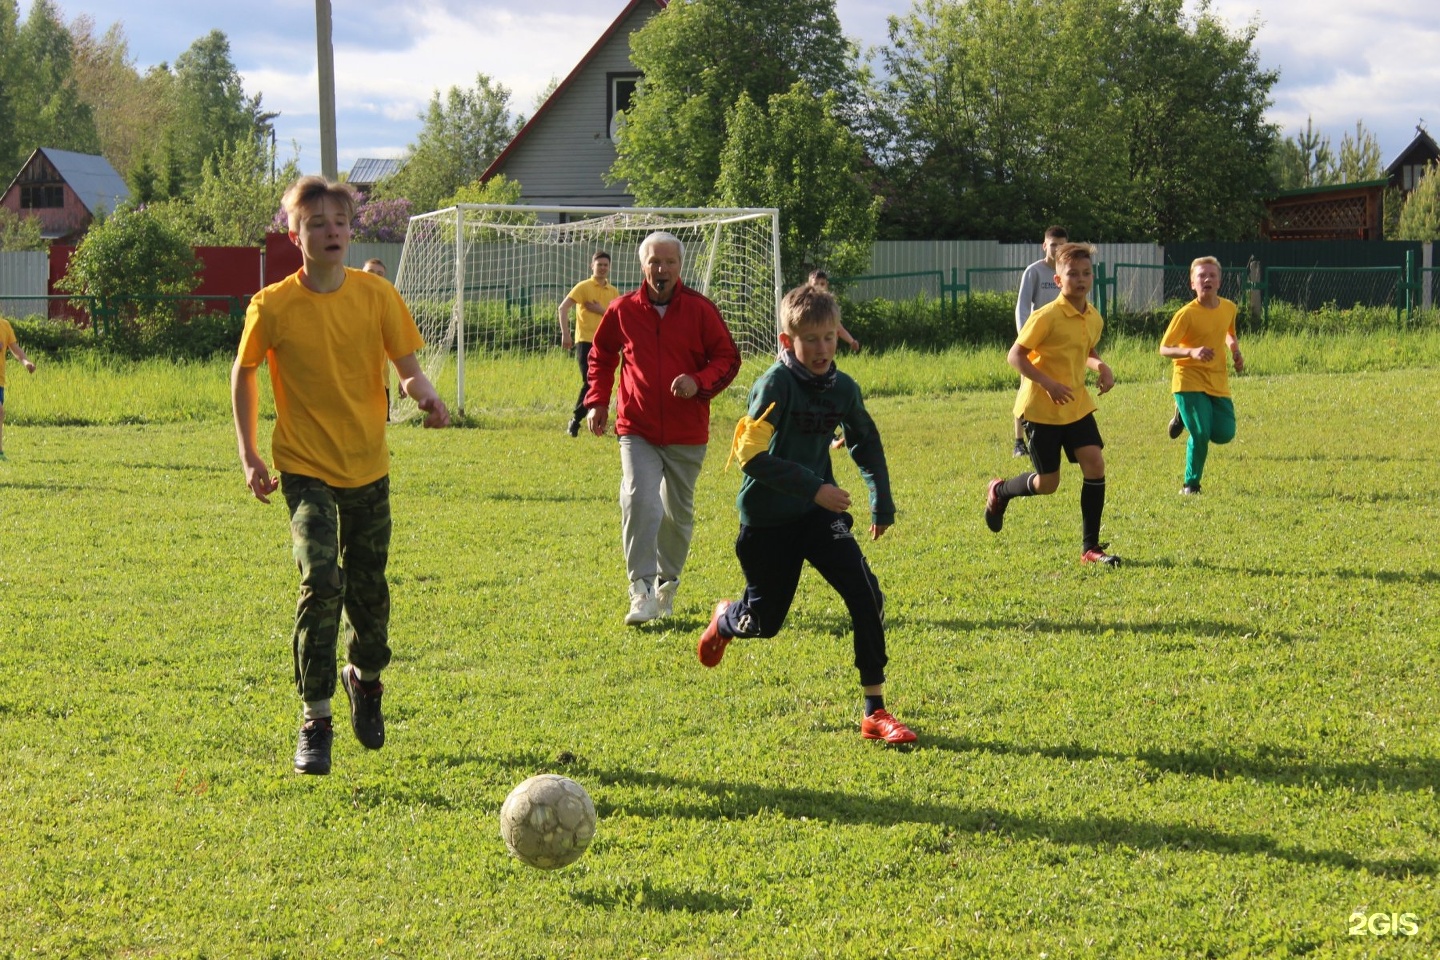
1, 334, 1437, 958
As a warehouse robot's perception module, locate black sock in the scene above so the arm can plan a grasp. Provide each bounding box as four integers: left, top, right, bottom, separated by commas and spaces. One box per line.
1081, 476, 1106, 550
864, 694, 885, 716
999, 472, 1037, 500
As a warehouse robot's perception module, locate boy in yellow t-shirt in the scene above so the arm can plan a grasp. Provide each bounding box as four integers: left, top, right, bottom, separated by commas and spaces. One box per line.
231, 175, 450, 775
1159, 257, 1243, 495
984, 243, 1120, 565
558, 250, 620, 436
0, 317, 37, 461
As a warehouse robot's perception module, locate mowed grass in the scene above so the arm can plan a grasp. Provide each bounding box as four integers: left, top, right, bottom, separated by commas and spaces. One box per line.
0, 334, 1437, 958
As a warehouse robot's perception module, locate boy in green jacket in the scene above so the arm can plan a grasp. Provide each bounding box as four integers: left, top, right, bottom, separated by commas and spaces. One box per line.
697, 284, 915, 745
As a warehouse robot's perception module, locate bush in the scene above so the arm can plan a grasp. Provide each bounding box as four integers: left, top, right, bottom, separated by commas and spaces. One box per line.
833, 291, 1029, 353
99, 300, 248, 360
5, 316, 95, 357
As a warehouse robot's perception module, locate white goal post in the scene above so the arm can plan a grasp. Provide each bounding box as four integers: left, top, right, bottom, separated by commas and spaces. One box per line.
391, 204, 783, 417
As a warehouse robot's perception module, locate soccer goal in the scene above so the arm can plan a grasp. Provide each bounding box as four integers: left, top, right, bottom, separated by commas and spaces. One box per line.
391, 204, 782, 417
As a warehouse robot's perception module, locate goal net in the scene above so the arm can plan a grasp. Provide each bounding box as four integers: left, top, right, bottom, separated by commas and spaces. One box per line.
391, 204, 782, 417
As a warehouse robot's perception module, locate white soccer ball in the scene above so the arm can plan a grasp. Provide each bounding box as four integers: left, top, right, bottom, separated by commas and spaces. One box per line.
499, 774, 597, 870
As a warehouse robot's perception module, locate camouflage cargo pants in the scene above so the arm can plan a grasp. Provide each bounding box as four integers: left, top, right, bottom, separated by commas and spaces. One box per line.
281, 473, 393, 703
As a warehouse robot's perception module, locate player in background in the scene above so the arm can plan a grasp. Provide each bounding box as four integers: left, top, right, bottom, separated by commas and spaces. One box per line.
985, 242, 1121, 566
1159, 256, 1243, 495
232, 175, 450, 775
558, 251, 620, 437
698, 283, 916, 745
0, 316, 37, 461
807, 270, 859, 352
1012, 226, 1068, 457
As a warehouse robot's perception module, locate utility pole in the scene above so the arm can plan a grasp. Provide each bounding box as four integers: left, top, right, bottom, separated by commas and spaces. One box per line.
315, 0, 338, 180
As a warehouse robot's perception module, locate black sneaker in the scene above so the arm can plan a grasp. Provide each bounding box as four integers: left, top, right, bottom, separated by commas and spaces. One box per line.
984, 478, 1007, 533
566, 418, 581, 437
294, 717, 333, 775
1180, 483, 1201, 495
341, 665, 386, 750
1168, 411, 1183, 440
1012, 438, 1028, 458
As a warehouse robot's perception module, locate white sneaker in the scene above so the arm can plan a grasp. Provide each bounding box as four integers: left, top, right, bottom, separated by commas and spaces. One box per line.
624, 578, 658, 625
655, 579, 679, 617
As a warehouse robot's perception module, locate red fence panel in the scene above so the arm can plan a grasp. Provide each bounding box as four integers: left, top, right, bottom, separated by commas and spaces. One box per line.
265, 233, 302, 286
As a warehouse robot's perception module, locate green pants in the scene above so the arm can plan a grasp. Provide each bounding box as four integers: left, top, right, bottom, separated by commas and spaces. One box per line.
1174, 392, 1236, 487
281, 473, 393, 703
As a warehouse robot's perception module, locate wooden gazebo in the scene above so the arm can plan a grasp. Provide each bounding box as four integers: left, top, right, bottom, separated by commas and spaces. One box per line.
1261, 179, 1389, 241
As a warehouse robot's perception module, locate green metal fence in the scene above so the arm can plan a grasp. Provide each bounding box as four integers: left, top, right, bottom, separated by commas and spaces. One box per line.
1261, 265, 1403, 325
843, 259, 1429, 329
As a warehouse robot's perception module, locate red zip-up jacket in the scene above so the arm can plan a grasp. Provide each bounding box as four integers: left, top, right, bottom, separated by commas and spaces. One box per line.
584, 280, 741, 446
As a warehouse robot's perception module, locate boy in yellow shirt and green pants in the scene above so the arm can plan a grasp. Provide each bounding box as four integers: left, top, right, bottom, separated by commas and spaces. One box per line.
984, 243, 1120, 565
232, 176, 450, 775
1160, 256, 1243, 495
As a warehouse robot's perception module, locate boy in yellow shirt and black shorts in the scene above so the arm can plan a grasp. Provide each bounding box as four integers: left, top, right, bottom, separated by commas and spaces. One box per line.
1159, 256, 1243, 495
984, 243, 1120, 565
232, 175, 450, 775
558, 251, 620, 437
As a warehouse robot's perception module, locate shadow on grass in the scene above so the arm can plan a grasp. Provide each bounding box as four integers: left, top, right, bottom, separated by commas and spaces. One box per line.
923, 615, 1302, 644
486, 490, 611, 505
923, 734, 1440, 795
571, 877, 748, 914
119, 460, 231, 475
577, 763, 1434, 880
1148, 557, 1440, 587
0, 480, 126, 493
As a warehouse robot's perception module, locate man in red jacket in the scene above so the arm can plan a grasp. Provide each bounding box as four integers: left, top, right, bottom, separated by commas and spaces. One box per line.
586, 231, 741, 625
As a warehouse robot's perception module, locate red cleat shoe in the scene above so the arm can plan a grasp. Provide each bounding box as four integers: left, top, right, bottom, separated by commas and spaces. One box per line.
697, 600, 732, 667
984, 478, 1007, 533
861, 708, 917, 744
1081, 544, 1122, 566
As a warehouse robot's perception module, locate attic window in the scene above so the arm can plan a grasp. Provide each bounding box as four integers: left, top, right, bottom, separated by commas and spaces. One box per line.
20, 185, 64, 209
608, 72, 641, 141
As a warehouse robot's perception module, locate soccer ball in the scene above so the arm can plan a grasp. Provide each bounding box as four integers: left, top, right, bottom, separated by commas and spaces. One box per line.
499, 774, 597, 870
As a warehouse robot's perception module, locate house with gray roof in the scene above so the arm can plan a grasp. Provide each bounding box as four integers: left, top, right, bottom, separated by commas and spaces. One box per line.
346, 157, 404, 195
481, 0, 667, 208
1, 147, 130, 242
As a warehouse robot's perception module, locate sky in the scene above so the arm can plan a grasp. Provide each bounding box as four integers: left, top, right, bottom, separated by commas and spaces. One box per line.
50, 0, 1440, 178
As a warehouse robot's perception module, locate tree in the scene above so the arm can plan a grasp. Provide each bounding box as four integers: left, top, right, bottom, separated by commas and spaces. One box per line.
2, 0, 100, 168
149, 135, 298, 246
0, 0, 20, 169
68, 16, 170, 180
160, 30, 265, 196
876, 0, 1091, 240
1396, 163, 1440, 241
1334, 120, 1384, 184
1105, 0, 1278, 241
443, 174, 524, 208
1271, 116, 1333, 190
610, 0, 860, 207
877, 0, 1277, 241
717, 83, 878, 285
375, 74, 522, 213
0, 207, 46, 251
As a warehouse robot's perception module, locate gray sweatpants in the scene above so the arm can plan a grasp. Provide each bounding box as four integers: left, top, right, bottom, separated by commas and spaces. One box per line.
618, 435, 707, 585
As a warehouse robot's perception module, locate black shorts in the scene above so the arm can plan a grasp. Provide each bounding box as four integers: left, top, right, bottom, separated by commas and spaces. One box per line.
1023, 413, 1103, 474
